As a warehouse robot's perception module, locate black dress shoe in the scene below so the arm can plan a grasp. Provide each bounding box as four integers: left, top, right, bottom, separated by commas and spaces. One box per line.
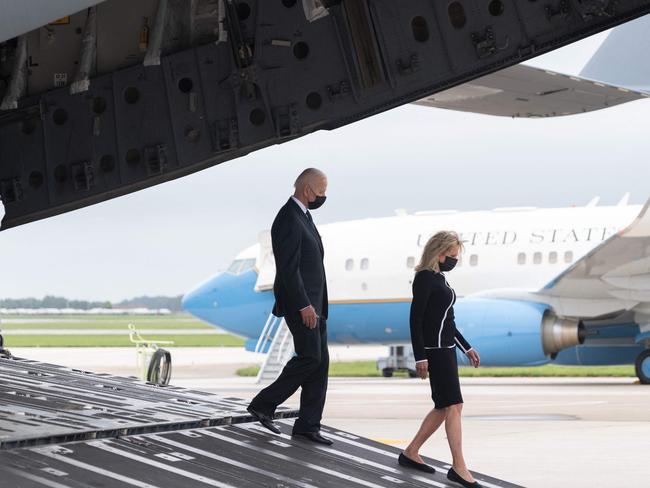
246, 406, 281, 434
447, 467, 482, 487
398, 453, 436, 474
292, 432, 333, 445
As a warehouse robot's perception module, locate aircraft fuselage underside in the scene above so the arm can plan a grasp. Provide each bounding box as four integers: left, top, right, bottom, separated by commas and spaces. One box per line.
1, 0, 650, 229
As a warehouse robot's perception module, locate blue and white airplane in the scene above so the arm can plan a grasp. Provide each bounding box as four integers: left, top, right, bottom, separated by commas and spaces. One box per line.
183, 195, 650, 384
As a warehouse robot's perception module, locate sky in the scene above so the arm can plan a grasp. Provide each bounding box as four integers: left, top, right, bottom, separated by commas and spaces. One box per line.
1, 28, 649, 302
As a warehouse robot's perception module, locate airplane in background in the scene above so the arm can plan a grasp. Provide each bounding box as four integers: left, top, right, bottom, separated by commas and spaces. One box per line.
416, 11, 650, 117
182, 194, 650, 385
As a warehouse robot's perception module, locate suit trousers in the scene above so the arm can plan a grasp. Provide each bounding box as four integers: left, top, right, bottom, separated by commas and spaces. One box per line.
249, 312, 329, 434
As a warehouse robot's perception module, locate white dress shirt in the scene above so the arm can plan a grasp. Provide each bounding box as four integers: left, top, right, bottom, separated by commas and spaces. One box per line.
291, 196, 307, 214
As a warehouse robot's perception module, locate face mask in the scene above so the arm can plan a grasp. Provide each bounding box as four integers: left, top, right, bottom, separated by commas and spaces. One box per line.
439, 256, 458, 272
307, 185, 327, 210
308, 195, 326, 210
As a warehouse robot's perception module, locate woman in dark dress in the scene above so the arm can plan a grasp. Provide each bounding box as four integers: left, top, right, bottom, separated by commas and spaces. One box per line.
398, 231, 482, 488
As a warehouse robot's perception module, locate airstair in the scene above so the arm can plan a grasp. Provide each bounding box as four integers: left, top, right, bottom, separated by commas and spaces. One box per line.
254, 313, 294, 384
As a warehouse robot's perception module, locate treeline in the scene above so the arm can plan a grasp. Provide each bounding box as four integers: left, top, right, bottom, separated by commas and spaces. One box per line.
0, 295, 184, 311
0, 296, 112, 309
114, 296, 183, 311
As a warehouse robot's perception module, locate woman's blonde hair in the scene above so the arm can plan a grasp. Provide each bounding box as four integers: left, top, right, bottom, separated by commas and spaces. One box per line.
415, 231, 464, 273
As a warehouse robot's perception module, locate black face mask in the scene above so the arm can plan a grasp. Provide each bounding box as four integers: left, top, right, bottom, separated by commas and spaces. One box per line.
439, 256, 458, 272
308, 195, 327, 210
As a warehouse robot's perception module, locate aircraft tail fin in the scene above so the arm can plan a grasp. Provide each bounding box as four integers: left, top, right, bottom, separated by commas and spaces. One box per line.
580, 14, 650, 93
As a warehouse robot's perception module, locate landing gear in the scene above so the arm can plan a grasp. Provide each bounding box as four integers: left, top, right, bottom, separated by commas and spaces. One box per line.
635, 349, 650, 385
381, 368, 393, 378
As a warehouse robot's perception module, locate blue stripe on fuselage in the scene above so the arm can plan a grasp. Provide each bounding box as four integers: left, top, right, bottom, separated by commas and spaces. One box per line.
182, 270, 642, 367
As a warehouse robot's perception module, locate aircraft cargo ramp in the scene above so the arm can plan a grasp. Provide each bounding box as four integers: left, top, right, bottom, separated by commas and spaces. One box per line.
0, 356, 521, 488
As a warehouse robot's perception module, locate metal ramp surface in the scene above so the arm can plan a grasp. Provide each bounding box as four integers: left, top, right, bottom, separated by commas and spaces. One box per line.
1, 421, 523, 488
0, 356, 523, 488
0, 356, 296, 449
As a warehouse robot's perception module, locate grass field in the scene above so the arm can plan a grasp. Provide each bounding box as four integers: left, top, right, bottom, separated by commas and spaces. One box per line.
0, 314, 213, 330
0, 313, 244, 347
4, 334, 245, 348
236, 361, 636, 378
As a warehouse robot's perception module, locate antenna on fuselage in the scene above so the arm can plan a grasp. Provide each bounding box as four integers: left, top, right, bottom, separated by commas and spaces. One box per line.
586, 196, 600, 207
617, 192, 631, 206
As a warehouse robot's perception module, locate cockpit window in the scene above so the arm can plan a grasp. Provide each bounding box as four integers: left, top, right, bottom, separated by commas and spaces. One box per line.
227, 258, 256, 275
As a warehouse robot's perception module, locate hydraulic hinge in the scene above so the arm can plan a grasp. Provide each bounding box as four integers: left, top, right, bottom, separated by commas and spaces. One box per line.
212, 118, 239, 151
0, 177, 23, 204
144, 144, 168, 176
471, 26, 509, 60
574, 0, 618, 20
397, 54, 421, 76
273, 104, 300, 137
546, 1, 572, 21
327, 80, 351, 102
71, 161, 94, 192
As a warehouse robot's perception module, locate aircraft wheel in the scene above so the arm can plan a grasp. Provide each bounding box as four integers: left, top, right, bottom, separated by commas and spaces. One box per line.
147, 349, 172, 386
634, 349, 650, 385
407, 369, 418, 378
381, 368, 394, 378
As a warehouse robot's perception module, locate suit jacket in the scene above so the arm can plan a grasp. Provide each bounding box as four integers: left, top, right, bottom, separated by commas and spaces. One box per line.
271, 198, 328, 319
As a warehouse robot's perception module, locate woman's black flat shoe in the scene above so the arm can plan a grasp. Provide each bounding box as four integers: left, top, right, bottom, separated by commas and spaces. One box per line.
398, 453, 436, 473
447, 467, 482, 487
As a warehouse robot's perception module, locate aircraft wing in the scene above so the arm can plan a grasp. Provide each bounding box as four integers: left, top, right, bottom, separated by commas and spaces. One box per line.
413, 64, 648, 118
537, 198, 650, 316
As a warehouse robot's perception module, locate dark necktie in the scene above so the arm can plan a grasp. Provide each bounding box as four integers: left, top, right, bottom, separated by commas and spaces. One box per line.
306, 211, 316, 231
306, 211, 322, 239
306, 211, 323, 253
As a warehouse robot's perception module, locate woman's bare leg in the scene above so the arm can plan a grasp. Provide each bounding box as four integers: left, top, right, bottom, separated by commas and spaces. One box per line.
403, 408, 447, 463
445, 403, 475, 482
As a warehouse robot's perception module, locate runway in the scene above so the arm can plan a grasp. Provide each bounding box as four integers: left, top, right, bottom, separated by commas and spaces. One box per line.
8, 347, 650, 488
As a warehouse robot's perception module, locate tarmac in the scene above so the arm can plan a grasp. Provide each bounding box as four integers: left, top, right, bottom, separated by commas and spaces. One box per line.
9, 346, 650, 488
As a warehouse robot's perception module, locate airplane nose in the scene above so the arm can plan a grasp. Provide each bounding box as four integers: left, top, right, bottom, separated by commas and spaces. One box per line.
181, 289, 193, 311
181, 285, 210, 311
180, 288, 200, 312
182, 270, 274, 338
181, 276, 220, 320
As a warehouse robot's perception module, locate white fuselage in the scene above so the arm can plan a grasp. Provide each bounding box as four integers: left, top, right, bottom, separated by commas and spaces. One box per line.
245, 204, 641, 301
185, 202, 647, 369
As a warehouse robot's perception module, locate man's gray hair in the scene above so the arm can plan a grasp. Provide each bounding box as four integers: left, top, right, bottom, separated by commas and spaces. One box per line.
294, 168, 326, 188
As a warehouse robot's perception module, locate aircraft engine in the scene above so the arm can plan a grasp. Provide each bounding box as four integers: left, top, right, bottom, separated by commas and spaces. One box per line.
454, 298, 585, 366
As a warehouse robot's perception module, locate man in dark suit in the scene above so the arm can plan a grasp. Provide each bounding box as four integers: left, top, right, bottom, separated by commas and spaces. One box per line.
247, 168, 332, 445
